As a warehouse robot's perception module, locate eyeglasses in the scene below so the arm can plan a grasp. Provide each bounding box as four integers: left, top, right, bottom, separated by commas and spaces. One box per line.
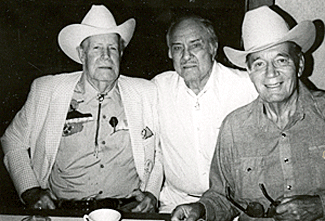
226, 183, 280, 218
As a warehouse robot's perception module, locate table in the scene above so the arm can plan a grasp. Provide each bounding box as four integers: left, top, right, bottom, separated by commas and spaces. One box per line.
0, 206, 171, 221
0, 215, 168, 221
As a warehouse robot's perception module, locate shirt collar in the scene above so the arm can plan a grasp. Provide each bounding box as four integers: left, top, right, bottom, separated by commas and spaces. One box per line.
74, 74, 120, 102
74, 74, 86, 94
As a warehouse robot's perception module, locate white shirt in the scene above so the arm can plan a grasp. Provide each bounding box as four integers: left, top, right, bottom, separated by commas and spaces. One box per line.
152, 62, 258, 213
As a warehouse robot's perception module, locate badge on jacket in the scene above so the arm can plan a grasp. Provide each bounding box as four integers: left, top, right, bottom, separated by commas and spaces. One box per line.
62, 99, 93, 137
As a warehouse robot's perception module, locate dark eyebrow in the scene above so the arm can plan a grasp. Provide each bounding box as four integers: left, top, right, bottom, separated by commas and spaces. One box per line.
171, 42, 182, 46
250, 55, 262, 63
189, 38, 203, 44
276, 52, 290, 58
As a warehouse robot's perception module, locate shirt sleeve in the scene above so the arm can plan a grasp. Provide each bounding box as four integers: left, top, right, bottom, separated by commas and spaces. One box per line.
199, 117, 240, 221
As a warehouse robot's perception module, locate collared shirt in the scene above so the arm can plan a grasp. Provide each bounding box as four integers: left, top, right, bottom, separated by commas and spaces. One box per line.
201, 82, 325, 221
49, 78, 140, 200
152, 62, 258, 212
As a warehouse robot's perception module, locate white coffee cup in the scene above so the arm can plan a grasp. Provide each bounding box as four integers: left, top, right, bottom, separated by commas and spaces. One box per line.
83, 208, 122, 221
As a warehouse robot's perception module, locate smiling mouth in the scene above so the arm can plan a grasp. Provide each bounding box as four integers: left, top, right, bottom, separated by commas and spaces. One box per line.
265, 82, 283, 88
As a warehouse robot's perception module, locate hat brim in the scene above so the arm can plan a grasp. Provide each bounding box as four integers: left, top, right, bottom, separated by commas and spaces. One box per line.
224, 20, 316, 69
58, 18, 136, 64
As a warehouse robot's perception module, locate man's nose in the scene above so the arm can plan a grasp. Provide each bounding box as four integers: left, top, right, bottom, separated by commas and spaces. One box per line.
182, 48, 192, 61
266, 63, 278, 78
101, 48, 111, 59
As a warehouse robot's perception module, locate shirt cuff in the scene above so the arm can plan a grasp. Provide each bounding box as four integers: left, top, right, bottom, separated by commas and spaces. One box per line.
317, 193, 325, 219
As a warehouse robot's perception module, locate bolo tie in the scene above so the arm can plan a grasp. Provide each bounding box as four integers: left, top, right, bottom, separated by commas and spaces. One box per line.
94, 93, 106, 158
93, 93, 118, 158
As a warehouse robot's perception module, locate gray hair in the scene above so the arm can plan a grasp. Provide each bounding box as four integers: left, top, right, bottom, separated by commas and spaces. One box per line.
166, 15, 218, 51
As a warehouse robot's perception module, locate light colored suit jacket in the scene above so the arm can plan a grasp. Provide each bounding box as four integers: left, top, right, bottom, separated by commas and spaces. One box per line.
1, 71, 163, 200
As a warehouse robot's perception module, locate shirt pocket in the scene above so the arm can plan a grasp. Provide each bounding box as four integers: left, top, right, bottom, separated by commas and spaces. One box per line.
235, 157, 265, 199
308, 144, 325, 186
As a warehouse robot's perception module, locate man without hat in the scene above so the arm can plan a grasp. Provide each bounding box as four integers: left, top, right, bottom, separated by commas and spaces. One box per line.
171, 5, 325, 221
1, 5, 162, 213
152, 14, 258, 213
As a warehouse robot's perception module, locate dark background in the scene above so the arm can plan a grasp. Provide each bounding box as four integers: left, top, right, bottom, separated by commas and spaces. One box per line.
0, 0, 245, 207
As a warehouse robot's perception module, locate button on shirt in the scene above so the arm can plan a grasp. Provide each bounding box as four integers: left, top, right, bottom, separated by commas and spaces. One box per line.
152, 62, 258, 212
49, 80, 140, 200
200, 82, 325, 221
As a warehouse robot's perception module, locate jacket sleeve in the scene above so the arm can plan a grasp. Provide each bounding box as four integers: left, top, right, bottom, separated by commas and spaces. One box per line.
143, 83, 164, 200
1, 79, 41, 198
199, 118, 239, 221
144, 138, 163, 200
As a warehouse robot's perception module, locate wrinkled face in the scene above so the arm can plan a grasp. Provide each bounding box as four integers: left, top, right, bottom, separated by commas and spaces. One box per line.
79, 33, 121, 84
168, 19, 216, 83
247, 42, 304, 104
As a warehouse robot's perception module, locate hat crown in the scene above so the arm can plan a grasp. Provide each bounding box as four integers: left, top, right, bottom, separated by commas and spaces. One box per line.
223, 5, 315, 69
58, 4, 135, 64
242, 6, 290, 51
81, 5, 117, 29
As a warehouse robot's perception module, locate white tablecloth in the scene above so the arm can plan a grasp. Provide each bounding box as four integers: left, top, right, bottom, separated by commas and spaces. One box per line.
0, 215, 165, 221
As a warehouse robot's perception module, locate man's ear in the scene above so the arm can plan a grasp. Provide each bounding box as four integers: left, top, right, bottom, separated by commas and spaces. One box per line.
297, 54, 305, 78
168, 48, 172, 59
211, 42, 218, 59
119, 51, 123, 61
77, 46, 85, 64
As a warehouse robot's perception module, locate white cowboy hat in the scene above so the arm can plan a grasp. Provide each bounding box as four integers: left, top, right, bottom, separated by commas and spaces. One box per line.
58, 5, 136, 64
223, 6, 316, 69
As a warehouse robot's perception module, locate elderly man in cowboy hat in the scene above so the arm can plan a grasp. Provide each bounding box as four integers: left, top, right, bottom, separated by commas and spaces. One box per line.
171, 5, 325, 221
1, 5, 162, 213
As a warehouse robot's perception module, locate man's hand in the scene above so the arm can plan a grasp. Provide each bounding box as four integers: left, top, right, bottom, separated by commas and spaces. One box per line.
131, 191, 157, 213
123, 189, 157, 213
274, 195, 323, 221
21, 187, 56, 210
171, 202, 205, 221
